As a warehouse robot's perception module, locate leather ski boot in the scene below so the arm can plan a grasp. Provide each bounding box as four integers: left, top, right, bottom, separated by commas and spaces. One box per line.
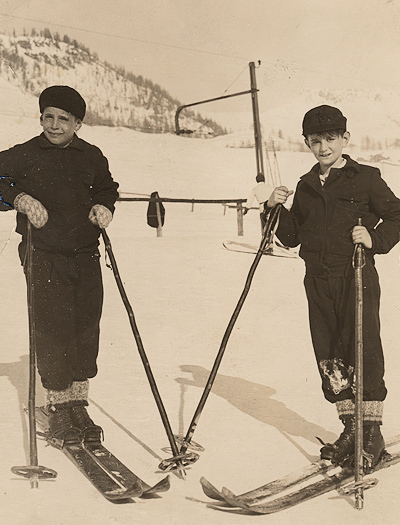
70, 404, 104, 444
320, 416, 355, 466
363, 423, 385, 471
48, 405, 81, 447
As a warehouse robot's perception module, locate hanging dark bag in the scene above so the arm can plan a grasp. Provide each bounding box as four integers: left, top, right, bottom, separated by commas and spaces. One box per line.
147, 191, 165, 228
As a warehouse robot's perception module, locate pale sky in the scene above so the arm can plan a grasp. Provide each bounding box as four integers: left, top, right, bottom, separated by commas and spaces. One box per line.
1, 0, 400, 116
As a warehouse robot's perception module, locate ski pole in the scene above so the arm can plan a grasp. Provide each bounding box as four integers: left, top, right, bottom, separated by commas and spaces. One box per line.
101, 229, 198, 477
353, 217, 366, 510
163, 205, 281, 464
329, 220, 378, 505
11, 221, 57, 487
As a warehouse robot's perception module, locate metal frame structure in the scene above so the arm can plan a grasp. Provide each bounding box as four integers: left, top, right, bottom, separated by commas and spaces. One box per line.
175, 61, 265, 180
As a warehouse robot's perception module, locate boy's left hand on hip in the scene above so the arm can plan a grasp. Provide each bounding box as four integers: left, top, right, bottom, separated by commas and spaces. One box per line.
89, 204, 113, 229
352, 225, 372, 249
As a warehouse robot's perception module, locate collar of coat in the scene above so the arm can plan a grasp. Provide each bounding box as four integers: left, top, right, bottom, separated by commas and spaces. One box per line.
300, 154, 359, 192
38, 132, 85, 151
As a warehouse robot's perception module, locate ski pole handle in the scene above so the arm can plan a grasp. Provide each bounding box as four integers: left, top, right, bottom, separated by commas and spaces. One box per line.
352, 218, 366, 270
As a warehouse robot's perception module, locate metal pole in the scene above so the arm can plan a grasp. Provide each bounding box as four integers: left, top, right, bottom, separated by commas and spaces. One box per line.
11, 222, 57, 485
156, 201, 163, 237
175, 89, 256, 134
26, 222, 38, 489
249, 61, 265, 178
237, 203, 244, 236
353, 218, 365, 510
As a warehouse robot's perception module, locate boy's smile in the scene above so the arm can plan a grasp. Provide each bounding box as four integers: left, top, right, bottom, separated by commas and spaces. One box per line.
40, 107, 82, 147
305, 131, 350, 174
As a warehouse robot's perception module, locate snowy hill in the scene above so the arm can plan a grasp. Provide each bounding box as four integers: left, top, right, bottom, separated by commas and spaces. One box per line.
212, 87, 400, 153
0, 32, 226, 136
2, 30, 400, 155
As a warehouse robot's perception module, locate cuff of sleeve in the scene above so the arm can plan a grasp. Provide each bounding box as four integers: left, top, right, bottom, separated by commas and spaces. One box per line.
95, 203, 113, 215
13, 192, 27, 210
369, 230, 378, 254
94, 203, 114, 215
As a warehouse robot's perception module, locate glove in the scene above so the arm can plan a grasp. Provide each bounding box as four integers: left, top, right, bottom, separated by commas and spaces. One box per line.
89, 204, 113, 229
14, 193, 48, 229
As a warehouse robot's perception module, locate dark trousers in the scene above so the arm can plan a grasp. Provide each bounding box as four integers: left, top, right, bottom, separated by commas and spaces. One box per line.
20, 244, 103, 391
304, 260, 387, 403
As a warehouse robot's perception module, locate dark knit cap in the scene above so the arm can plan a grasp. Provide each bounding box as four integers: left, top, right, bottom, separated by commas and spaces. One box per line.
39, 85, 86, 120
302, 105, 346, 136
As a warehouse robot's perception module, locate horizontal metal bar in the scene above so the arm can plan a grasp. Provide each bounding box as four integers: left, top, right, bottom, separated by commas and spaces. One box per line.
118, 197, 246, 204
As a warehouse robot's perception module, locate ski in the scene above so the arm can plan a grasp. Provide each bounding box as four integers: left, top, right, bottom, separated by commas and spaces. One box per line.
221, 451, 400, 514
223, 240, 298, 258
84, 443, 170, 497
62, 443, 143, 502
202, 434, 400, 506
200, 458, 331, 502
34, 406, 170, 501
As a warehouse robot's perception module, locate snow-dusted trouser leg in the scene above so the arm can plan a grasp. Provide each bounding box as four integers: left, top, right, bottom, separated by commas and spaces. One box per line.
303, 261, 386, 404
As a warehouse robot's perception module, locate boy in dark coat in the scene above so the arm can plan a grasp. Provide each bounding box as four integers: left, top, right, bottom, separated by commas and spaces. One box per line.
265, 105, 400, 469
0, 85, 119, 446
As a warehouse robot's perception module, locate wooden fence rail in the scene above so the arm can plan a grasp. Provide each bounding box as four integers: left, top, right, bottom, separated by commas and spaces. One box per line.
117, 196, 248, 236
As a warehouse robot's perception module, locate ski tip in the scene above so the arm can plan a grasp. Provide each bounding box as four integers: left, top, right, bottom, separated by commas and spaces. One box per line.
221, 487, 250, 510
141, 475, 171, 497
200, 477, 224, 500
125, 480, 144, 498
154, 475, 171, 492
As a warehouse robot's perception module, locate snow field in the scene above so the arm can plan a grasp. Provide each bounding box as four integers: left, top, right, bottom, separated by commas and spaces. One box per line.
1, 124, 400, 524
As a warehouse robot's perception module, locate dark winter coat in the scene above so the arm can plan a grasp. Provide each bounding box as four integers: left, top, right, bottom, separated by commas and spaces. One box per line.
275, 155, 400, 275
0, 133, 119, 254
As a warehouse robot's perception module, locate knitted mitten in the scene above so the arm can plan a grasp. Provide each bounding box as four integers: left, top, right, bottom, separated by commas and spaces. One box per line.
14, 193, 48, 228
89, 204, 112, 229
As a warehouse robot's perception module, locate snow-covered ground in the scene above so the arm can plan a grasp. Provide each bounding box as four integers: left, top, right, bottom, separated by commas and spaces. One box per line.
1, 115, 400, 525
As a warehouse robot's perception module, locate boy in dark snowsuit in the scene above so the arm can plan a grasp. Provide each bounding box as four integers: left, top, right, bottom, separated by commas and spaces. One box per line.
0, 86, 119, 446
265, 105, 400, 469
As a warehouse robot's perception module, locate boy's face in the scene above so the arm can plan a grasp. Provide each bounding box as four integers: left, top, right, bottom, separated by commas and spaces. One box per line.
40, 107, 82, 147
305, 131, 350, 172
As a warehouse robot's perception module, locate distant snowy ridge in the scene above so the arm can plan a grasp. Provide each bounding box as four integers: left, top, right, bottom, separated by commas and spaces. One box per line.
2, 31, 400, 151
212, 87, 400, 151
0, 32, 227, 136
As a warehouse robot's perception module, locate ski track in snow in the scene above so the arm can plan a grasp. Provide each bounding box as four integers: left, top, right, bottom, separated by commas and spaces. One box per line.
1, 114, 400, 524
